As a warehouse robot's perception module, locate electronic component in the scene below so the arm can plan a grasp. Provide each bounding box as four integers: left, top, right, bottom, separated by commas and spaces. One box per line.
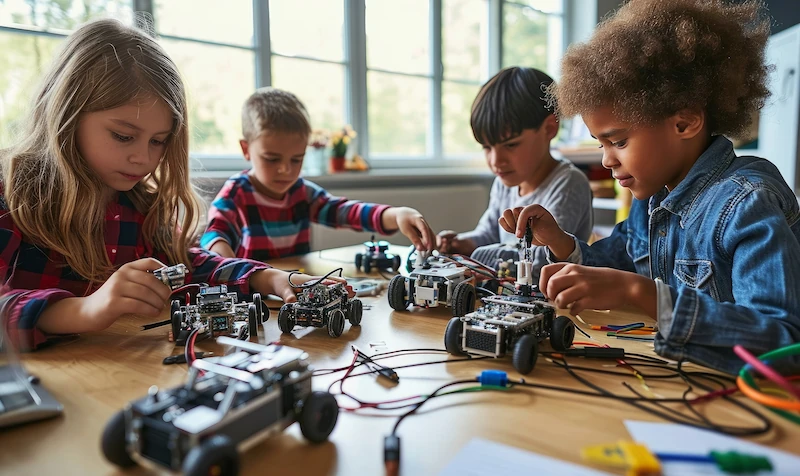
152, 264, 187, 290
278, 279, 363, 338
355, 235, 402, 273
387, 250, 476, 317
101, 337, 339, 474
171, 283, 266, 344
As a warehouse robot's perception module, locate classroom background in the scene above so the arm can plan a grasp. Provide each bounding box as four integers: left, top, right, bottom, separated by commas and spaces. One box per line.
1, 0, 799, 248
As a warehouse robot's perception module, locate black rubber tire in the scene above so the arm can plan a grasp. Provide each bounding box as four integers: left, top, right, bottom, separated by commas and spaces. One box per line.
451, 281, 476, 317
247, 303, 259, 338
444, 318, 466, 356
278, 304, 295, 334
252, 293, 266, 322
347, 299, 363, 326
392, 255, 401, 272
387, 275, 408, 311
100, 410, 136, 468
512, 334, 539, 375
299, 391, 339, 444
327, 309, 346, 337
363, 258, 372, 273
171, 309, 184, 343
355, 253, 363, 271
182, 434, 239, 476
550, 315, 576, 351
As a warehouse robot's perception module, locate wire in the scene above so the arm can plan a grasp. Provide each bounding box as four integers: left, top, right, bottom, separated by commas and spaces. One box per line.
391, 379, 478, 435
733, 344, 800, 400
288, 267, 344, 288
184, 328, 200, 369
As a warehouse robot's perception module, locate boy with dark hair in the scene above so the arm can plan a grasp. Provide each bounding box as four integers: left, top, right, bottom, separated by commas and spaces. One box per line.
500, 0, 800, 374
438, 67, 592, 279
201, 87, 434, 260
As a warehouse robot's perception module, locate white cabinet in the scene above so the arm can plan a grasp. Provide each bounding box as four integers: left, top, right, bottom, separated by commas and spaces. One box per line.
758, 24, 800, 194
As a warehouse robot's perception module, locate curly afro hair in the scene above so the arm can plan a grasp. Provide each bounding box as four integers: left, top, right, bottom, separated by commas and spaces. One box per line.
547, 0, 772, 139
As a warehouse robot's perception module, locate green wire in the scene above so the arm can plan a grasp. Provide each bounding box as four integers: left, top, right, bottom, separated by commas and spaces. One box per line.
738, 343, 800, 425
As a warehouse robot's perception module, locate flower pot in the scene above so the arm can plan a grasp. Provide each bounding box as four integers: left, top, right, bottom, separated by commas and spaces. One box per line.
330, 156, 346, 173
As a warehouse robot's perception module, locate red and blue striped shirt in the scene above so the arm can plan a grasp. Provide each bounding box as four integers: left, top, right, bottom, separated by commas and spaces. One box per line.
200, 173, 391, 260
0, 191, 268, 351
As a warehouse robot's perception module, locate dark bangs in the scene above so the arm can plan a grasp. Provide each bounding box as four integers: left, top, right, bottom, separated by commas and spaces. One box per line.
470, 67, 555, 145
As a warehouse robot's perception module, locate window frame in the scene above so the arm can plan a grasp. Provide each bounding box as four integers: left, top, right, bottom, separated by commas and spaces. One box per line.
0, 0, 572, 171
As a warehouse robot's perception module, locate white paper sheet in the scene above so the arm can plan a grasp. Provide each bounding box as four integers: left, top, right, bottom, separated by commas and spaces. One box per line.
439, 438, 613, 476
625, 420, 800, 476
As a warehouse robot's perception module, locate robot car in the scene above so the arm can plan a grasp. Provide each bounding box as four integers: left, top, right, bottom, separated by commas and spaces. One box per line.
171, 284, 266, 344
355, 235, 402, 273
444, 294, 575, 374
387, 251, 476, 317
101, 337, 339, 476
444, 234, 575, 374
278, 280, 362, 338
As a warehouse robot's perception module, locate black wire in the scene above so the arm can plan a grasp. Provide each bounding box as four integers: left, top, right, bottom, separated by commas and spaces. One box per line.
318, 345, 772, 437
573, 325, 592, 339
289, 267, 344, 287
391, 379, 477, 435
546, 355, 771, 436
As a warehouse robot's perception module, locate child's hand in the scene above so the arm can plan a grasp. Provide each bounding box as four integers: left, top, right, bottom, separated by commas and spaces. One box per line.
436, 230, 476, 255
539, 263, 657, 317
392, 207, 435, 251
251, 269, 354, 302
81, 258, 172, 330
499, 205, 574, 259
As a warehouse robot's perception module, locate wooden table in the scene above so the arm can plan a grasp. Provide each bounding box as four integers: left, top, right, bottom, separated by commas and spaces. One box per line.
3, 245, 798, 475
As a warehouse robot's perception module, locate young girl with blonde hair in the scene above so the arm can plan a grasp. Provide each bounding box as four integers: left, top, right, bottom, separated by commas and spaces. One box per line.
0, 18, 317, 350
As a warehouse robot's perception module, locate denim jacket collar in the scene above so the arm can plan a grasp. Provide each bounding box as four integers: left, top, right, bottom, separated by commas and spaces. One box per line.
650, 136, 736, 220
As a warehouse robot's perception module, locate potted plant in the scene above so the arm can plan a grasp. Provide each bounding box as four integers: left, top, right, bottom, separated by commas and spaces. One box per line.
329, 125, 357, 173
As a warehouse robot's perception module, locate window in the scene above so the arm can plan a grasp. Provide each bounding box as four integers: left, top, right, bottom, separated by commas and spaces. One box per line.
154, 0, 255, 156
442, 0, 488, 156
502, 0, 564, 76
269, 0, 346, 134
0, 0, 567, 169
0, 0, 133, 148
366, 0, 431, 157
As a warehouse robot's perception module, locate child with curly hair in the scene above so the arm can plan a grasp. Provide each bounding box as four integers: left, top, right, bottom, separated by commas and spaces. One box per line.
0, 19, 328, 351
499, 0, 800, 374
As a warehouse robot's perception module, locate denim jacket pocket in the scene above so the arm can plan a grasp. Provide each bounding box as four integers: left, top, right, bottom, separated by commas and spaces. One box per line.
627, 237, 650, 275
674, 259, 719, 300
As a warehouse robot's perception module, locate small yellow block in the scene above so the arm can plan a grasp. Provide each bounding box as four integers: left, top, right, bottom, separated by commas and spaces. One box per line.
581, 440, 662, 476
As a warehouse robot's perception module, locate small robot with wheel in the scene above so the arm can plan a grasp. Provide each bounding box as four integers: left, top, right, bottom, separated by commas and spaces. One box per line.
355, 235, 402, 273
171, 284, 266, 344
101, 337, 339, 476
443, 230, 575, 374
444, 294, 575, 374
387, 250, 476, 317
278, 277, 362, 338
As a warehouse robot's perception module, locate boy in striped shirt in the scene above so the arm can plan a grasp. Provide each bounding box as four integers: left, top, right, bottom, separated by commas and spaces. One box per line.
201, 88, 434, 261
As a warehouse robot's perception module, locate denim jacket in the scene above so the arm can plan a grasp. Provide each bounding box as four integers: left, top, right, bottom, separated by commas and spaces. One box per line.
576, 136, 800, 374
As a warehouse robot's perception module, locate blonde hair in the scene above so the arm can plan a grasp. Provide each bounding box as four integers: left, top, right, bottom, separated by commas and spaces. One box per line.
241, 87, 312, 142
0, 18, 202, 283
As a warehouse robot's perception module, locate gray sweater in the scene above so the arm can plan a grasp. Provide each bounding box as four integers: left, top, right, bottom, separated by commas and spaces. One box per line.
459, 158, 593, 278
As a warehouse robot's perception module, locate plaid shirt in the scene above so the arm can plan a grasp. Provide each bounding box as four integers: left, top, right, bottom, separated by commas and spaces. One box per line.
200, 173, 392, 260
0, 191, 269, 351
